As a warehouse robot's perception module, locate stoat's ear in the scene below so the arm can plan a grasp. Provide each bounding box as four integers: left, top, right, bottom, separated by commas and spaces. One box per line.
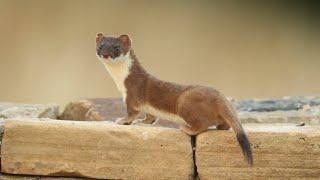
96, 33, 104, 43
118, 34, 131, 51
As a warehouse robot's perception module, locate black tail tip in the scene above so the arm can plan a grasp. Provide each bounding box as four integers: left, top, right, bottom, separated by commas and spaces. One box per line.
236, 132, 253, 167
247, 155, 254, 167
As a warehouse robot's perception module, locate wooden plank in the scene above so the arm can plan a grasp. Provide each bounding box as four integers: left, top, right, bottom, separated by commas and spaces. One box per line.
196, 124, 320, 179
1, 119, 194, 180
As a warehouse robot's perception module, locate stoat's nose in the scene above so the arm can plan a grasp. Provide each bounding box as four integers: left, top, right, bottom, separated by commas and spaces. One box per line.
103, 54, 110, 59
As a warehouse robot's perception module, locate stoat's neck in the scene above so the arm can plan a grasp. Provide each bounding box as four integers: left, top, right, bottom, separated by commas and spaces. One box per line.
101, 50, 147, 101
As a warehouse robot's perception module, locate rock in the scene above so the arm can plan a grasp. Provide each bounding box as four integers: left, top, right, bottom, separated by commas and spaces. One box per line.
1, 119, 194, 180
234, 96, 320, 112
0, 103, 59, 119
196, 123, 320, 179
59, 98, 180, 128
0, 119, 5, 158
0, 118, 5, 134
59, 98, 126, 121
239, 108, 320, 125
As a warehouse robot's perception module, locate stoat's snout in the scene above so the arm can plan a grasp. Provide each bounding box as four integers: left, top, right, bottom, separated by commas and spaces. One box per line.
103, 54, 110, 59
98, 52, 109, 59
96, 46, 109, 59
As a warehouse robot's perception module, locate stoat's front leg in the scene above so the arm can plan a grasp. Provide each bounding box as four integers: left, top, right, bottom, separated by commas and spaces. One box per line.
116, 102, 140, 125
141, 114, 157, 124
116, 111, 140, 125
132, 113, 157, 125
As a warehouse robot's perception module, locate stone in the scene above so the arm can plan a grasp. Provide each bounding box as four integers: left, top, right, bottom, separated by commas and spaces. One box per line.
0, 103, 59, 119
59, 98, 126, 121
196, 123, 320, 179
59, 98, 180, 128
234, 96, 320, 112
1, 119, 194, 180
239, 107, 320, 125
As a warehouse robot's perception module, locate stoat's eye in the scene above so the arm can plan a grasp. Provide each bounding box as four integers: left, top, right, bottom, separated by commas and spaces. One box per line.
113, 46, 120, 51
113, 46, 121, 55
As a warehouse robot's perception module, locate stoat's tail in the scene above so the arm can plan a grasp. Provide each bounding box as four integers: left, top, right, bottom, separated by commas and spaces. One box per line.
220, 104, 253, 166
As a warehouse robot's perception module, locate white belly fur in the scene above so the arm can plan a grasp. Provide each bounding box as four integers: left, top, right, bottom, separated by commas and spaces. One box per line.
139, 104, 185, 124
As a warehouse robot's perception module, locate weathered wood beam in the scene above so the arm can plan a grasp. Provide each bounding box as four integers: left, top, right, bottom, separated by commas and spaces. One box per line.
1, 119, 194, 180
196, 124, 320, 179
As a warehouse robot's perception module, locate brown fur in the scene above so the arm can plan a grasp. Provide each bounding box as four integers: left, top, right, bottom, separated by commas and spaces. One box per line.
96, 34, 253, 166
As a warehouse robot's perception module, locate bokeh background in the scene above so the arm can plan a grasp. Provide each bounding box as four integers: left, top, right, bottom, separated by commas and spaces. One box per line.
1, 0, 319, 106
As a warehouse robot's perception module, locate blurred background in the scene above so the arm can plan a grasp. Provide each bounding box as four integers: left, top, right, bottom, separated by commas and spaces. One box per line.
0, 0, 319, 106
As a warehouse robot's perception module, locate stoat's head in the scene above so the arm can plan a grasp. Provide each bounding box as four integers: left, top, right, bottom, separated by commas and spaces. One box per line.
96, 33, 131, 62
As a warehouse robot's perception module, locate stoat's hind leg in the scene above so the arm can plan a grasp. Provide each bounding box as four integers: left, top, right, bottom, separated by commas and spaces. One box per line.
177, 103, 213, 135
141, 114, 157, 124
179, 123, 208, 136
178, 107, 210, 135
216, 123, 230, 130
215, 115, 231, 130
116, 108, 140, 125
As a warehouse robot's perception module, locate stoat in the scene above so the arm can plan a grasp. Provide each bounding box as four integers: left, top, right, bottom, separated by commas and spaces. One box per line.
95, 33, 253, 165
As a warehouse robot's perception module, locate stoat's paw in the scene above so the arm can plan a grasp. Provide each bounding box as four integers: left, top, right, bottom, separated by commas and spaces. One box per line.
115, 117, 131, 125
131, 119, 145, 125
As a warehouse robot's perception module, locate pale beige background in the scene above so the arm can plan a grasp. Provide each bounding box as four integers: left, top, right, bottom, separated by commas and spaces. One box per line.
0, 0, 319, 106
